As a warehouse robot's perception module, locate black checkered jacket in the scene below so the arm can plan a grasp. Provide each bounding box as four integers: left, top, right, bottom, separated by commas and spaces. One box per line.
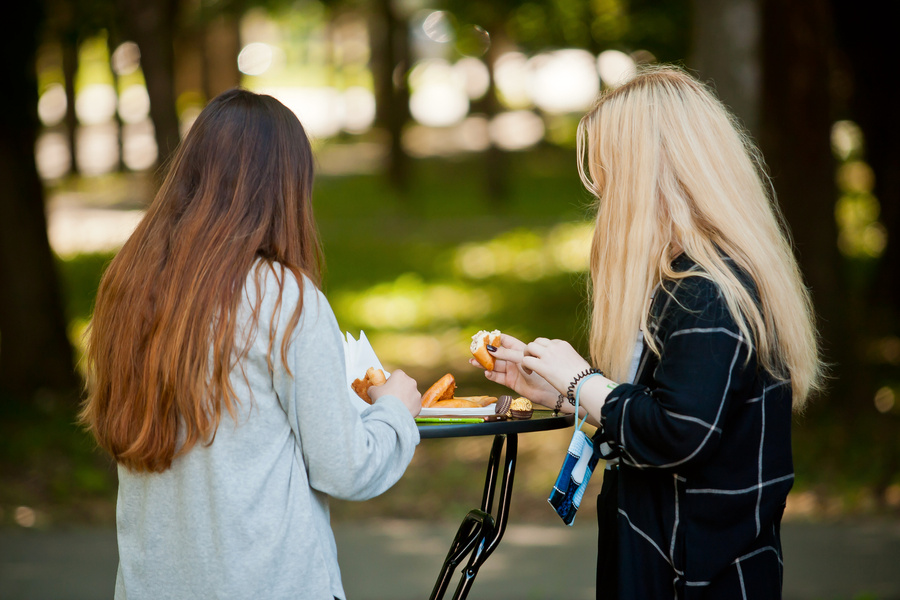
597, 254, 793, 599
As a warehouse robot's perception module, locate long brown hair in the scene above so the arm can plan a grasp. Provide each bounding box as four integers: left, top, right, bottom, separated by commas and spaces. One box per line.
80, 88, 323, 472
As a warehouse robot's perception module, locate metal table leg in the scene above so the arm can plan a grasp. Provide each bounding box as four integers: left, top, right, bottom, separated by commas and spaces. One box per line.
429, 433, 518, 600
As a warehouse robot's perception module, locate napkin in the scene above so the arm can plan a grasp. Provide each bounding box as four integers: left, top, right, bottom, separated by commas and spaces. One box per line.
343, 330, 389, 412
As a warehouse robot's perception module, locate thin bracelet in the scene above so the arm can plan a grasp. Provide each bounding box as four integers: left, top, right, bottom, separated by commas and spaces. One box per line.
566, 368, 604, 405
575, 372, 603, 409
553, 393, 565, 415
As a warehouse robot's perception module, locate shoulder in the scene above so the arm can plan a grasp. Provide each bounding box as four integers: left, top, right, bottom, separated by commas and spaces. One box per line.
246, 260, 330, 325
653, 255, 740, 332
658, 256, 721, 313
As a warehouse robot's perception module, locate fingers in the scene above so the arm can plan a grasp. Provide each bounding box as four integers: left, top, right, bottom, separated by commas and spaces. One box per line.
499, 333, 526, 351
486, 344, 525, 365
521, 355, 539, 376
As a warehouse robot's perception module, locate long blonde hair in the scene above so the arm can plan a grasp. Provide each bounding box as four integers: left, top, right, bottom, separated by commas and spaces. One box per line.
577, 65, 822, 409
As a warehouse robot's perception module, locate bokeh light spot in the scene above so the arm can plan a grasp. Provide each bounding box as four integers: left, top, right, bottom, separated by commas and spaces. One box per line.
874, 386, 895, 414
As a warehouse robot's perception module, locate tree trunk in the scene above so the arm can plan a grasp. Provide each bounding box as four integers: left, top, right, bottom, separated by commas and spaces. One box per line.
759, 0, 851, 408
108, 31, 126, 172
370, 0, 410, 191
116, 0, 181, 175
0, 0, 78, 403
475, 23, 509, 205
61, 32, 80, 176
689, 0, 762, 137
203, 14, 241, 100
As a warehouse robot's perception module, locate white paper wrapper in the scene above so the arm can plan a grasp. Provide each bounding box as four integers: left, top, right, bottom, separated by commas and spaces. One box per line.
343, 330, 389, 412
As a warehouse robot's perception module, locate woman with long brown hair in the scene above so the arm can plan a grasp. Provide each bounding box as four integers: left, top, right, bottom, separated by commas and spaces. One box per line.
473, 66, 823, 598
80, 88, 422, 599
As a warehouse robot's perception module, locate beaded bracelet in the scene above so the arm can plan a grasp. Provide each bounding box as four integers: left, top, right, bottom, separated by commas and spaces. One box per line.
553, 393, 566, 415
566, 368, 604, 405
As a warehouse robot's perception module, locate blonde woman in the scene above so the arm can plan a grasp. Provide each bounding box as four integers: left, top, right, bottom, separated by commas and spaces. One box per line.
473, 66, 822, 598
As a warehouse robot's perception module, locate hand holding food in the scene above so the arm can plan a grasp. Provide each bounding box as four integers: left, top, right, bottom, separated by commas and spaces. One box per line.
469, 332, 560, 409
368, 369, 422, 417
351, 367, 387, 404
470, 329, 502, 370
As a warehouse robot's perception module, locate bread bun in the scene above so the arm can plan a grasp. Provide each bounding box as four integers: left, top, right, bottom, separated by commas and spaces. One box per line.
453, 395, 497, 407
351, 367, 386, 404
422, 373, 456, 408
470, 330, 501, 370
431, 398, 482, 409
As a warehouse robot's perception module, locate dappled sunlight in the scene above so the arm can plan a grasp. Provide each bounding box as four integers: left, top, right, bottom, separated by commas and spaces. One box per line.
37, 83, 67, 126
75, 84, 117, 125
75, 123, 120, 176
528, 49, 599, 113
335, 273, 494, 331
597, 49, 637, 87
454, 222, 592, 280
48, 204, 144, 256
367, 332, 448, 369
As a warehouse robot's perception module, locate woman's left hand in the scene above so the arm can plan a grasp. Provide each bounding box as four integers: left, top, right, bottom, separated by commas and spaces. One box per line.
521, 338, 593, 395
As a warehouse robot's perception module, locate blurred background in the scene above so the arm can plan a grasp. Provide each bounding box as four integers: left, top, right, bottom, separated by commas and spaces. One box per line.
0, 0, 897, 588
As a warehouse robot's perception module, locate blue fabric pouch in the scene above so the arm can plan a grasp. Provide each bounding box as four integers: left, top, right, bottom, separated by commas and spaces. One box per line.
548, 378, 603, 526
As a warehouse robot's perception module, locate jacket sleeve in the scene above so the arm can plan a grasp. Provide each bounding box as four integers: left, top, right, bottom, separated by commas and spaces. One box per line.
271, 273, 420, 501
598, 276, 752, 470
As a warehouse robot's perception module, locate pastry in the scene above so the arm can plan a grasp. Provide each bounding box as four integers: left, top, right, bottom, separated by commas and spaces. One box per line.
422, 373, 456, 408
431, 398, 483, 409
470, 329, 501, 370
351, 367, 386, 404
454, 395, 497, 407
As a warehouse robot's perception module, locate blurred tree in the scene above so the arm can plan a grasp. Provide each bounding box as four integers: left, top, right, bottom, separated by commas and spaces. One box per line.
43, 0, 120, 175
690, 0, 760, 136
367, 0, 412, 191
831, 0, 900, 338
445, 0, 690, 202
115, 0, 182, 173
758, 0, 853, 412
442, 1, 518, 202
0, 1, 79, 402
691, 0, 855, 412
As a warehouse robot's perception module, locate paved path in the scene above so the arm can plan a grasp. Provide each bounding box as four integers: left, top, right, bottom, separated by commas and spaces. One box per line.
2, 518, 900, 599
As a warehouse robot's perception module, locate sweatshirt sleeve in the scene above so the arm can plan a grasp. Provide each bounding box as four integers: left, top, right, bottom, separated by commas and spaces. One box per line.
270, 272, 420, 501
598, 276, 752, 470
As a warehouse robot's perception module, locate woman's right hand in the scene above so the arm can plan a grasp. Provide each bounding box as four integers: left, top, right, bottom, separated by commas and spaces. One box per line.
368, 369, 422, 418
469, 333, 560, 409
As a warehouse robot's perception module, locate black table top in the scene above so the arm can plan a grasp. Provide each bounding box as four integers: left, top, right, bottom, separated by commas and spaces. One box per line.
417, 410, 574, 439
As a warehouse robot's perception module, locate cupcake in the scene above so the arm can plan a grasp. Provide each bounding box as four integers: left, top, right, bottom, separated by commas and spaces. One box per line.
510, 397, 533, 419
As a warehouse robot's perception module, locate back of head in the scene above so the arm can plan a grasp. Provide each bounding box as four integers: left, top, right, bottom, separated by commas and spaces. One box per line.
158, 88, 319, 267
578, 65, 822, 407
82, 88, 323, 472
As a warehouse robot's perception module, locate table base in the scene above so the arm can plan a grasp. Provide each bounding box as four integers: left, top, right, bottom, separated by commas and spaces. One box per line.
429, 433, 517, 600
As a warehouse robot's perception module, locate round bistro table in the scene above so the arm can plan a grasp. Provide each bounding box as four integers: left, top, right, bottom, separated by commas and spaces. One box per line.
417, 411, 575, 600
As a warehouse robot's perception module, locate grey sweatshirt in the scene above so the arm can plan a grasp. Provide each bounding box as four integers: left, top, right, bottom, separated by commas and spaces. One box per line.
114, 264, 420, 599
